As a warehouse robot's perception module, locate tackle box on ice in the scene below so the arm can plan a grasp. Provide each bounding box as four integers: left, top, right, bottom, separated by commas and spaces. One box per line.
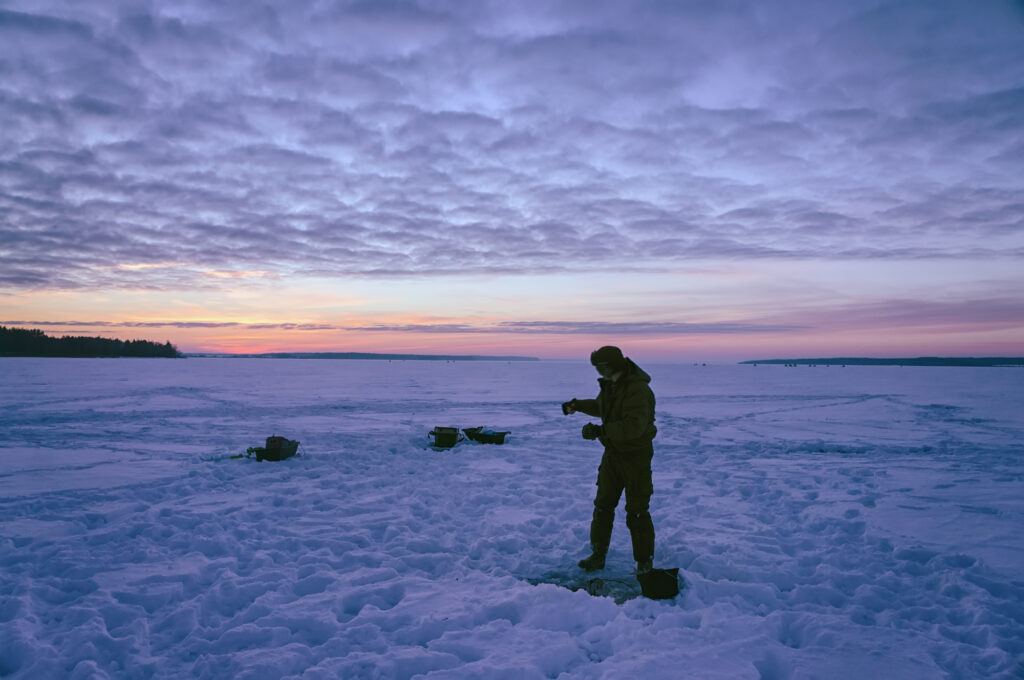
463, 427, 511, 444
428, 426, 512, 448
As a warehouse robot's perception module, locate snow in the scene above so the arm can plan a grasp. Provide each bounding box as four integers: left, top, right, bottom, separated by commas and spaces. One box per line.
1, 357, 1023, 679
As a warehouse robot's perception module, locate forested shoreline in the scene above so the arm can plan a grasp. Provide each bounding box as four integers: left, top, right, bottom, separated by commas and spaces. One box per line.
0, 327, 180, 358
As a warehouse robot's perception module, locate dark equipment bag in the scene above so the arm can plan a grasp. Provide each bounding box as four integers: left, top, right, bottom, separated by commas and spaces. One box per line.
247, 436, 299, 462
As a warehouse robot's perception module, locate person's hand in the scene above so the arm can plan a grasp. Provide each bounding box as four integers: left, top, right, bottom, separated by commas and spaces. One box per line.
582, 423, 603, 440
561, 399, 578, 415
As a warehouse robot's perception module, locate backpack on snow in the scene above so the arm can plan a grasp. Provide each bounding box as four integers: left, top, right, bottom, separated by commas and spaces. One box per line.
246, 436, 299, 461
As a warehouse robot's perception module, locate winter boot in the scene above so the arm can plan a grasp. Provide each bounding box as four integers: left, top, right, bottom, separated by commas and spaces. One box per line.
635, 560, 653, 576
578, 550, 607, 572
626, 511, 655, 567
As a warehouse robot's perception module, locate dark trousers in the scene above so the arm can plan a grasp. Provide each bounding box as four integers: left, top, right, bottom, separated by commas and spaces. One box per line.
590, 446, 655, 562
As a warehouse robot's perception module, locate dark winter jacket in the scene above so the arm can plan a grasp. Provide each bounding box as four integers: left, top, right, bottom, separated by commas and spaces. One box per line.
574, 358, 657, 454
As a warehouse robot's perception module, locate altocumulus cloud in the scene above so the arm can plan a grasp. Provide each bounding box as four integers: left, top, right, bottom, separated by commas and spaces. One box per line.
1, 0, 1023, 290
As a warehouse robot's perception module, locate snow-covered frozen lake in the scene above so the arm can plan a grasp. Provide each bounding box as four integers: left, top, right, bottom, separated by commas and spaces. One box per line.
1, 357, 1022, 679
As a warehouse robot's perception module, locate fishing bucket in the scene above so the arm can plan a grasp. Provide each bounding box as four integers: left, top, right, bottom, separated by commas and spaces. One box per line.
428, 427, 462, 449
636, 567, 680, 599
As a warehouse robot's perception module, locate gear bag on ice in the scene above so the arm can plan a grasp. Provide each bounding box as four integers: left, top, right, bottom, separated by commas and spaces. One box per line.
246, 436, 299, 461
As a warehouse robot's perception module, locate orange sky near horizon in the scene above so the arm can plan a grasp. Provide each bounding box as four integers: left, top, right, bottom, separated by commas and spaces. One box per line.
5, 308, 1022, 362
3, 256, 1023, 361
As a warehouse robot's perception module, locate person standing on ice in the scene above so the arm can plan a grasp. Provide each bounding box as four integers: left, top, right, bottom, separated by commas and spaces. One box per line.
563, 345, 657, 576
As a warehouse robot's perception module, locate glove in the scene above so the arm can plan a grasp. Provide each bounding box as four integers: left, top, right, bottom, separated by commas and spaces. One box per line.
561, 398, 578, 415
582, 423, 603, 440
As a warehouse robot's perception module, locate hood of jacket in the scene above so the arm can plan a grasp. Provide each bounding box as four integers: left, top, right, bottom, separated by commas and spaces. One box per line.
598, 358, 650, 388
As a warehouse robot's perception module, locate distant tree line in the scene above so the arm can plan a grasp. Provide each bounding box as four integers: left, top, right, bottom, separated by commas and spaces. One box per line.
0, 326, 181, 358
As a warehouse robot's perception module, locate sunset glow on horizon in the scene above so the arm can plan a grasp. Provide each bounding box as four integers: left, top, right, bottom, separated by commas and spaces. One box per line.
2, 1, 1022, 361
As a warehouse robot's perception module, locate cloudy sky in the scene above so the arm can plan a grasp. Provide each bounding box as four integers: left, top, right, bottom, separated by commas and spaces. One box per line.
2, 0, 1023, 359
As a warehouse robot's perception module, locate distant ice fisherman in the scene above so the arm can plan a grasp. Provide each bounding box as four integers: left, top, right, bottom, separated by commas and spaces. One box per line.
562, 346, 658, 575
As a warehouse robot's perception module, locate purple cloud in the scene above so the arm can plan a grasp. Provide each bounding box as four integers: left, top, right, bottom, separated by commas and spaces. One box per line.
0, 0, 1021, 292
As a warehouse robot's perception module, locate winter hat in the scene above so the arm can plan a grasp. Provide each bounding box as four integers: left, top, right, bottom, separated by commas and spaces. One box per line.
590, 346, 626, 372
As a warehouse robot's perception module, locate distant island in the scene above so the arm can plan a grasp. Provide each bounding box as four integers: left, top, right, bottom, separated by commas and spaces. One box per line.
740, 357, 1024, 367
187, 352, 540, 362
1, 326, 181, 358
